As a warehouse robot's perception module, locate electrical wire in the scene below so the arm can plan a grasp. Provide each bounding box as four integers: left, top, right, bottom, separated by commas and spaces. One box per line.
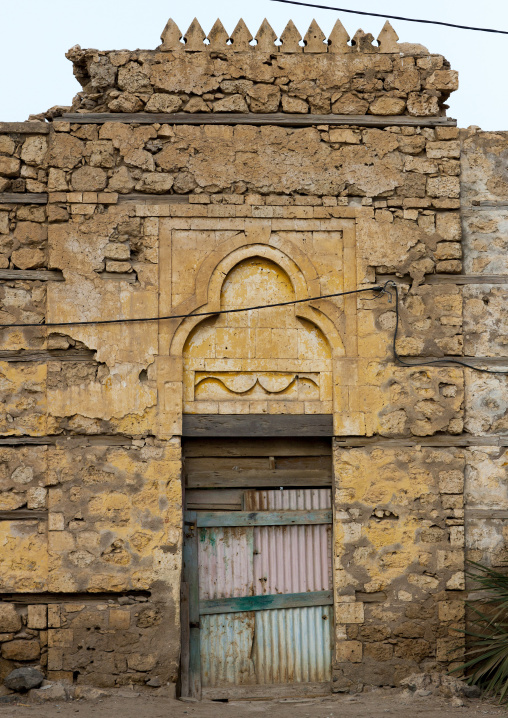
387, 281, 508, 375
1, 279, 505, 374
270, 0, 508, 36
0, 285, 386, 329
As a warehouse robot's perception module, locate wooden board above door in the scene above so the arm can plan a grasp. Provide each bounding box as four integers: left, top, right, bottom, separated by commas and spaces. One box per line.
183, 437, 333, 489
182, 414, 333, 437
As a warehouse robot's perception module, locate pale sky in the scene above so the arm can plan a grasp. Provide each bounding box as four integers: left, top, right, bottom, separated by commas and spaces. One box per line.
1, 0, 507, 130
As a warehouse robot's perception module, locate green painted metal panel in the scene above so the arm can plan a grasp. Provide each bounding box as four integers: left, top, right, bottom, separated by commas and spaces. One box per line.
200, 590, 333, 615
183, 510, 201, 699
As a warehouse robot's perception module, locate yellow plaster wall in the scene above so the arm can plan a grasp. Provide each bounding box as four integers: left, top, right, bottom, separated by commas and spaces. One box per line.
0, 520, 48, 592
45, 441, 182, 593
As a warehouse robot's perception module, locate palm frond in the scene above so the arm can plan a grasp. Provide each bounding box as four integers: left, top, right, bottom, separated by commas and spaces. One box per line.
452, 562, 508, 702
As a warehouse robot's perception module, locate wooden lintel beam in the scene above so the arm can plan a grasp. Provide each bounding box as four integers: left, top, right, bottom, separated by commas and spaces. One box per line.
398, 357, 508, 367
0, 435, 132, 447
0, 350, 95, 363
186, 469, 332, 489
0, 437, 58, 446
0, 122, 49, 134
54, 435, 133, 448
0, 193, 48, 205
0, 591, 150, 604
62, 112, 457, 128
182, 414, 334, 437
378, 274, 508, 285
0, 432, 503, 449
0, 269, 139, 283
183, 438, 332, 457
0, 269, 64, 282
334, 435, 508, 448
0, 510, 47, 521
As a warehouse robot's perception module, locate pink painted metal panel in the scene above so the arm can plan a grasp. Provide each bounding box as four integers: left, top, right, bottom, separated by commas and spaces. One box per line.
198, 526, 256, 687
251, 489, 332, 595
197, 488, 333, 687
197, 527, 254, 600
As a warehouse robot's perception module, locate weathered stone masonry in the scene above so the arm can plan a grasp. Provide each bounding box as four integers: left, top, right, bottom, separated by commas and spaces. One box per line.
0, 15, 506, 694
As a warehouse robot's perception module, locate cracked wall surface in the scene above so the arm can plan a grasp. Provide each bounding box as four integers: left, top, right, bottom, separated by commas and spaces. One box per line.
0, 14, 506, 697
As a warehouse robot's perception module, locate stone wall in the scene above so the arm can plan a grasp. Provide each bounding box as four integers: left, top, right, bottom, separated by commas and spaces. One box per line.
2, 121, 461, 202
60, 19, 457, 119
460, 130, 508, 575
0, 13, 506, 699
0, 596, 172, 688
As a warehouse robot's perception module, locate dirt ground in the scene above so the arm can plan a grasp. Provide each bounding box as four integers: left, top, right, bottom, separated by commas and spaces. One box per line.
0, 690, 507, 718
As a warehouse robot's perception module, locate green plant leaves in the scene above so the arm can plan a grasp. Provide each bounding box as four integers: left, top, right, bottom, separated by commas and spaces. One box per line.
452, 561, 508, 702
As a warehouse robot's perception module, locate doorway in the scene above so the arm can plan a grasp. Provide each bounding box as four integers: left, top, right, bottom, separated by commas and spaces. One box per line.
180, 438, 334, 700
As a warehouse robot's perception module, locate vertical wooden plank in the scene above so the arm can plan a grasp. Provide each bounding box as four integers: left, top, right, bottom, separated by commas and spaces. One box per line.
183, 510, 201, 699
331, 443, 338, 670
180, 582, 190, 697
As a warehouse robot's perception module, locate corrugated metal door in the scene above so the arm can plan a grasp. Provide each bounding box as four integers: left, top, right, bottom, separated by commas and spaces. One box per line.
183, 487, 333, 699
249, 489, 333, 687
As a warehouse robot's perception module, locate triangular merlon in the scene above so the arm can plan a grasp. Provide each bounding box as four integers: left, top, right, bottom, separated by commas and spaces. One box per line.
304, 19, 327, 53
377, 21, 400, 53
230, 19, 253, 51
280, 20, 303, 53
327, 19, 350, 53
255, 19, 278, 52
160, 19, 183, 51
208, 19, 229, 50
184, 18, 206, 51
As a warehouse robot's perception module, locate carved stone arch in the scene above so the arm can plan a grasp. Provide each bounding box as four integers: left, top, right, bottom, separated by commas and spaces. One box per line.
169, 241, 344, 358
169, 245, 344, 416
206, 244, 310, 311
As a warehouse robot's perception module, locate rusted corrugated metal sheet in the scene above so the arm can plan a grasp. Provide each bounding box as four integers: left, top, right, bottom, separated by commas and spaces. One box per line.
201, 613, 256, 687
197, 488, 332, 688
254, 606, 332, 684
251, 489, 332, 683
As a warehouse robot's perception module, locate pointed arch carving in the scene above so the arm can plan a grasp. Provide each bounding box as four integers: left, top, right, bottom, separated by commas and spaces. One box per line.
165, 239, 345, 416
169, 242, 344, 358
168, 235, 345, 358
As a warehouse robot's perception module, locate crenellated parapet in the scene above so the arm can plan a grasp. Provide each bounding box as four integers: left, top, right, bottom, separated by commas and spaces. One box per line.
158, 17, 423, 55
61, 17, 458, 118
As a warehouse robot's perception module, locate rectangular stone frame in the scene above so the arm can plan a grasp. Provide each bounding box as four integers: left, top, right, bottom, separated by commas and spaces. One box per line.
154, 209, 371, 441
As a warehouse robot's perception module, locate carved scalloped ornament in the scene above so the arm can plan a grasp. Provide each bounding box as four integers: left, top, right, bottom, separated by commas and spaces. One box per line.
194, 372, 320, 400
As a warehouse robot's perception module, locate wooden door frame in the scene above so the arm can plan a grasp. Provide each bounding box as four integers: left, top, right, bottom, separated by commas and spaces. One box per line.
179, 431, 336, 700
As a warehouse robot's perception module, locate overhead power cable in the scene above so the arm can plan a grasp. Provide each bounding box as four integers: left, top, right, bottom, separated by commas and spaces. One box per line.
386, 281, 508, 375
270, 0, 508, 35
1, 280, 506, 375
0, 286, 386, 329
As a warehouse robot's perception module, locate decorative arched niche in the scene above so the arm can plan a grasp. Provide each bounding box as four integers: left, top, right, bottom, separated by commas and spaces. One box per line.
180, 252, 342, 415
